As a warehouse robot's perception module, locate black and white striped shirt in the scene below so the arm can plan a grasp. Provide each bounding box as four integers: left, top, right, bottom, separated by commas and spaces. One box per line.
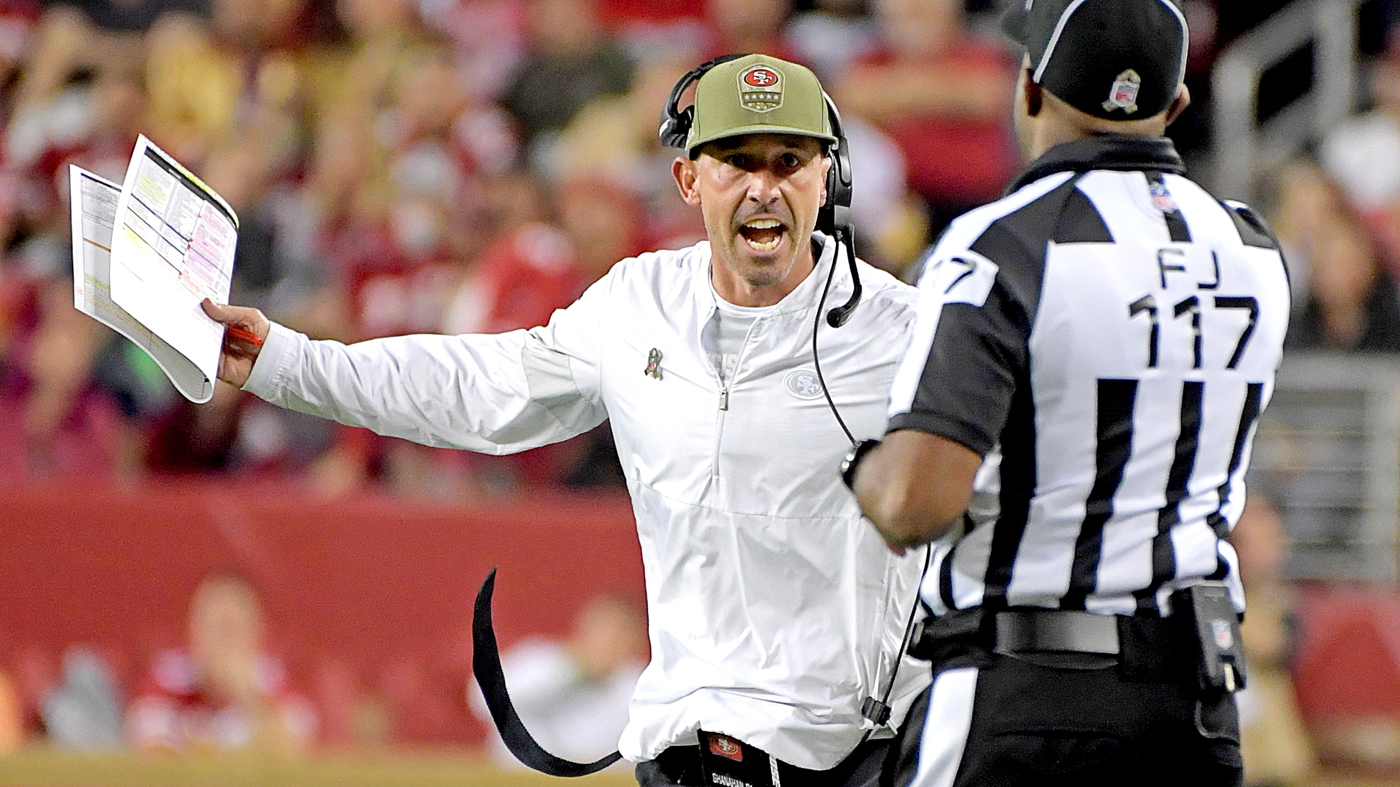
888, 135, 1290, 618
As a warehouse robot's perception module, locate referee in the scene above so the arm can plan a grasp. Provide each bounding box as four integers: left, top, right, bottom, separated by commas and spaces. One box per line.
845, 1, 1289, 785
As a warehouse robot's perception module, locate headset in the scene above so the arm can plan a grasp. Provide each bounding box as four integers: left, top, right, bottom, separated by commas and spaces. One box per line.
658, 55, 864, 336
661, 58, 920, 742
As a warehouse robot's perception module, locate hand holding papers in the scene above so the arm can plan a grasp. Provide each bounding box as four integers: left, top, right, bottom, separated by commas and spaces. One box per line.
69, 136, 240, 403
198, 300, 270, 389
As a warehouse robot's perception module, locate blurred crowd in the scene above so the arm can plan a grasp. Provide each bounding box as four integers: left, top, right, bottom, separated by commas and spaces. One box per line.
0, 0, 1391, 499
0, 0, 1275, 500
1276, 45, 1400, 356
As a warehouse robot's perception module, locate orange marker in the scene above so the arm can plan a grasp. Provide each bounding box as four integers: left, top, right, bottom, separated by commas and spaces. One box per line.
226, 325, 264, 348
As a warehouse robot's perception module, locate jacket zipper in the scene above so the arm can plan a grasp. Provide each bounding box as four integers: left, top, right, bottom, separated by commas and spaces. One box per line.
712, 378, 729, 478
711, 317, 760, 478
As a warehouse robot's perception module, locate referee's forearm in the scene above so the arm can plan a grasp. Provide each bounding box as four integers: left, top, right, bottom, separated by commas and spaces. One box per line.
853, 430, 981, 551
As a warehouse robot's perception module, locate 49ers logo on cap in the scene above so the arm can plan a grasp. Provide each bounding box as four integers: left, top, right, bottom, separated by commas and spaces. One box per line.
744, 68, 778, 87
738, 65, 783, 112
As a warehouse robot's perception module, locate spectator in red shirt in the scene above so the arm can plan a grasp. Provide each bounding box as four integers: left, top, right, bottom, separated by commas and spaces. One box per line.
441, 221, 581, 336
433, 177, 636, 491
442, 175, 639, 336
549, 53, 706, 249
124, 572, 316, 753
835, 0, 1016, 225
594, 0, 706, 63
703, 0, 796, 61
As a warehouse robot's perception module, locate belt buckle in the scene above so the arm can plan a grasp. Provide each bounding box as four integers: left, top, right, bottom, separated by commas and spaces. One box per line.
994, 610, 1121, 656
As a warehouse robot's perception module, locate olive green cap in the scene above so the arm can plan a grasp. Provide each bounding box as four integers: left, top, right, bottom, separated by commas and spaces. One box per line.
686, 54, 837, 158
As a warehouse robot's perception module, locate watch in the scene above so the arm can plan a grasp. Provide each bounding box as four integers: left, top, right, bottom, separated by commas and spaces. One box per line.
840, 438, 882, 490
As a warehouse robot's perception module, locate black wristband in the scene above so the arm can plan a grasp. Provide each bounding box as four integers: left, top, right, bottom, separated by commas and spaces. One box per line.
840, 438, 881, 490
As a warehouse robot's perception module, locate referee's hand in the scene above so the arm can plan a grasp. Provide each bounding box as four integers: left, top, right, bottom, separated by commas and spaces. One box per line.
201, 299, 270, 389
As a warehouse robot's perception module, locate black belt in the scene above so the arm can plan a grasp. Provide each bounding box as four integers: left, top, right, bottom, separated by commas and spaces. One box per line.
653, 739, 854, 787
909, 607, 1195, 681
994, 609, 1120, 655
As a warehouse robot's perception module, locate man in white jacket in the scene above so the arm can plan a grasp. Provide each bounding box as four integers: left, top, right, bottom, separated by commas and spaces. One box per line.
204, 54, 927, 787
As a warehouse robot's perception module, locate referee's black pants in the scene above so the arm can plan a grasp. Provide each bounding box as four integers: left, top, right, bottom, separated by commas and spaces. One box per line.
885, 619, 1243, 787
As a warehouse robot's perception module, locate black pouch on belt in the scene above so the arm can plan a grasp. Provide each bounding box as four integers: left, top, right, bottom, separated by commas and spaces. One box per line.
698, 731, 777, 787
1170, 584, 1248, 693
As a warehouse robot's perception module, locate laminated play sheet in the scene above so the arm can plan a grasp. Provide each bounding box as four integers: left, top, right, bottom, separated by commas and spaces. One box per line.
69, 136, 239, 403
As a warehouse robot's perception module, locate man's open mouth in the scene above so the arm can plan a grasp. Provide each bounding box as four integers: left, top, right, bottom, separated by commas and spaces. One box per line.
738, 218, 786, 253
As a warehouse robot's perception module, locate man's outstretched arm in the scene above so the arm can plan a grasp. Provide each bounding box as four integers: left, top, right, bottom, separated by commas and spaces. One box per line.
199, 289, 608, 456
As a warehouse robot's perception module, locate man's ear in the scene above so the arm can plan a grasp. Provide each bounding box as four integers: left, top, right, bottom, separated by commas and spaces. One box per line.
673, 157, 702, 207
1022, 71, 1043, 118
818, 154, 832, 207
1165, 83, 1191, 127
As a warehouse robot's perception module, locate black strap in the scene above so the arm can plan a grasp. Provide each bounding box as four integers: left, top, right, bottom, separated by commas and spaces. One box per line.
472, 568, 624, 776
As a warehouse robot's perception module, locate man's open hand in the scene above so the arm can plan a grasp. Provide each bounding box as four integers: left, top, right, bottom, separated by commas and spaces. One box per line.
201, 299, 270, 389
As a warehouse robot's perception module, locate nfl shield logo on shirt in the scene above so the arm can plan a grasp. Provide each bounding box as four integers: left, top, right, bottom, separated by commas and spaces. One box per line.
1102, 69, 1141, 114
1150, 181, 1178, 213
1211, 618, 1234, 650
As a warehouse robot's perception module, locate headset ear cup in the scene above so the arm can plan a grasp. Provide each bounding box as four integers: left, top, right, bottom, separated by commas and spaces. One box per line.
658, 114, 677, 149
818, 141, 852, 234
659, 54, 747, 151
831, 141, 852, 228
817, 92, 853, 235
819, 174, 835, 236
817, 164, 832, 233
675, 106, 694, 149
827, 150, 850, 210
663, 106, 691, 150
658, 105, 691, 150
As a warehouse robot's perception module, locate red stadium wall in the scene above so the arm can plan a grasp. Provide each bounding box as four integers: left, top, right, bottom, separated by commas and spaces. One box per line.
1294, 588, 1400, 719
9, 480, 1400, 754
0, 481, 643, 747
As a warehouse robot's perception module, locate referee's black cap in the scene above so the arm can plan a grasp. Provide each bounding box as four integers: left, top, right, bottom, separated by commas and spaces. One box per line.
1002, 0, 1189, 121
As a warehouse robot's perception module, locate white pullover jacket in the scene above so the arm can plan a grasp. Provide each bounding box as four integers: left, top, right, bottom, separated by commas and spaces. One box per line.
243, 234, 929, 769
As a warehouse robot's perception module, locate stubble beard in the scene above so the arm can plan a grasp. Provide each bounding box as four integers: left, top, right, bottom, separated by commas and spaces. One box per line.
743, 254, 795, 289
725, 240, 798, 291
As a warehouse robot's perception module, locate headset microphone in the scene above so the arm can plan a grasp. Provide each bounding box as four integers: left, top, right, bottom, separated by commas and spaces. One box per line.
825, 227, 862, 328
